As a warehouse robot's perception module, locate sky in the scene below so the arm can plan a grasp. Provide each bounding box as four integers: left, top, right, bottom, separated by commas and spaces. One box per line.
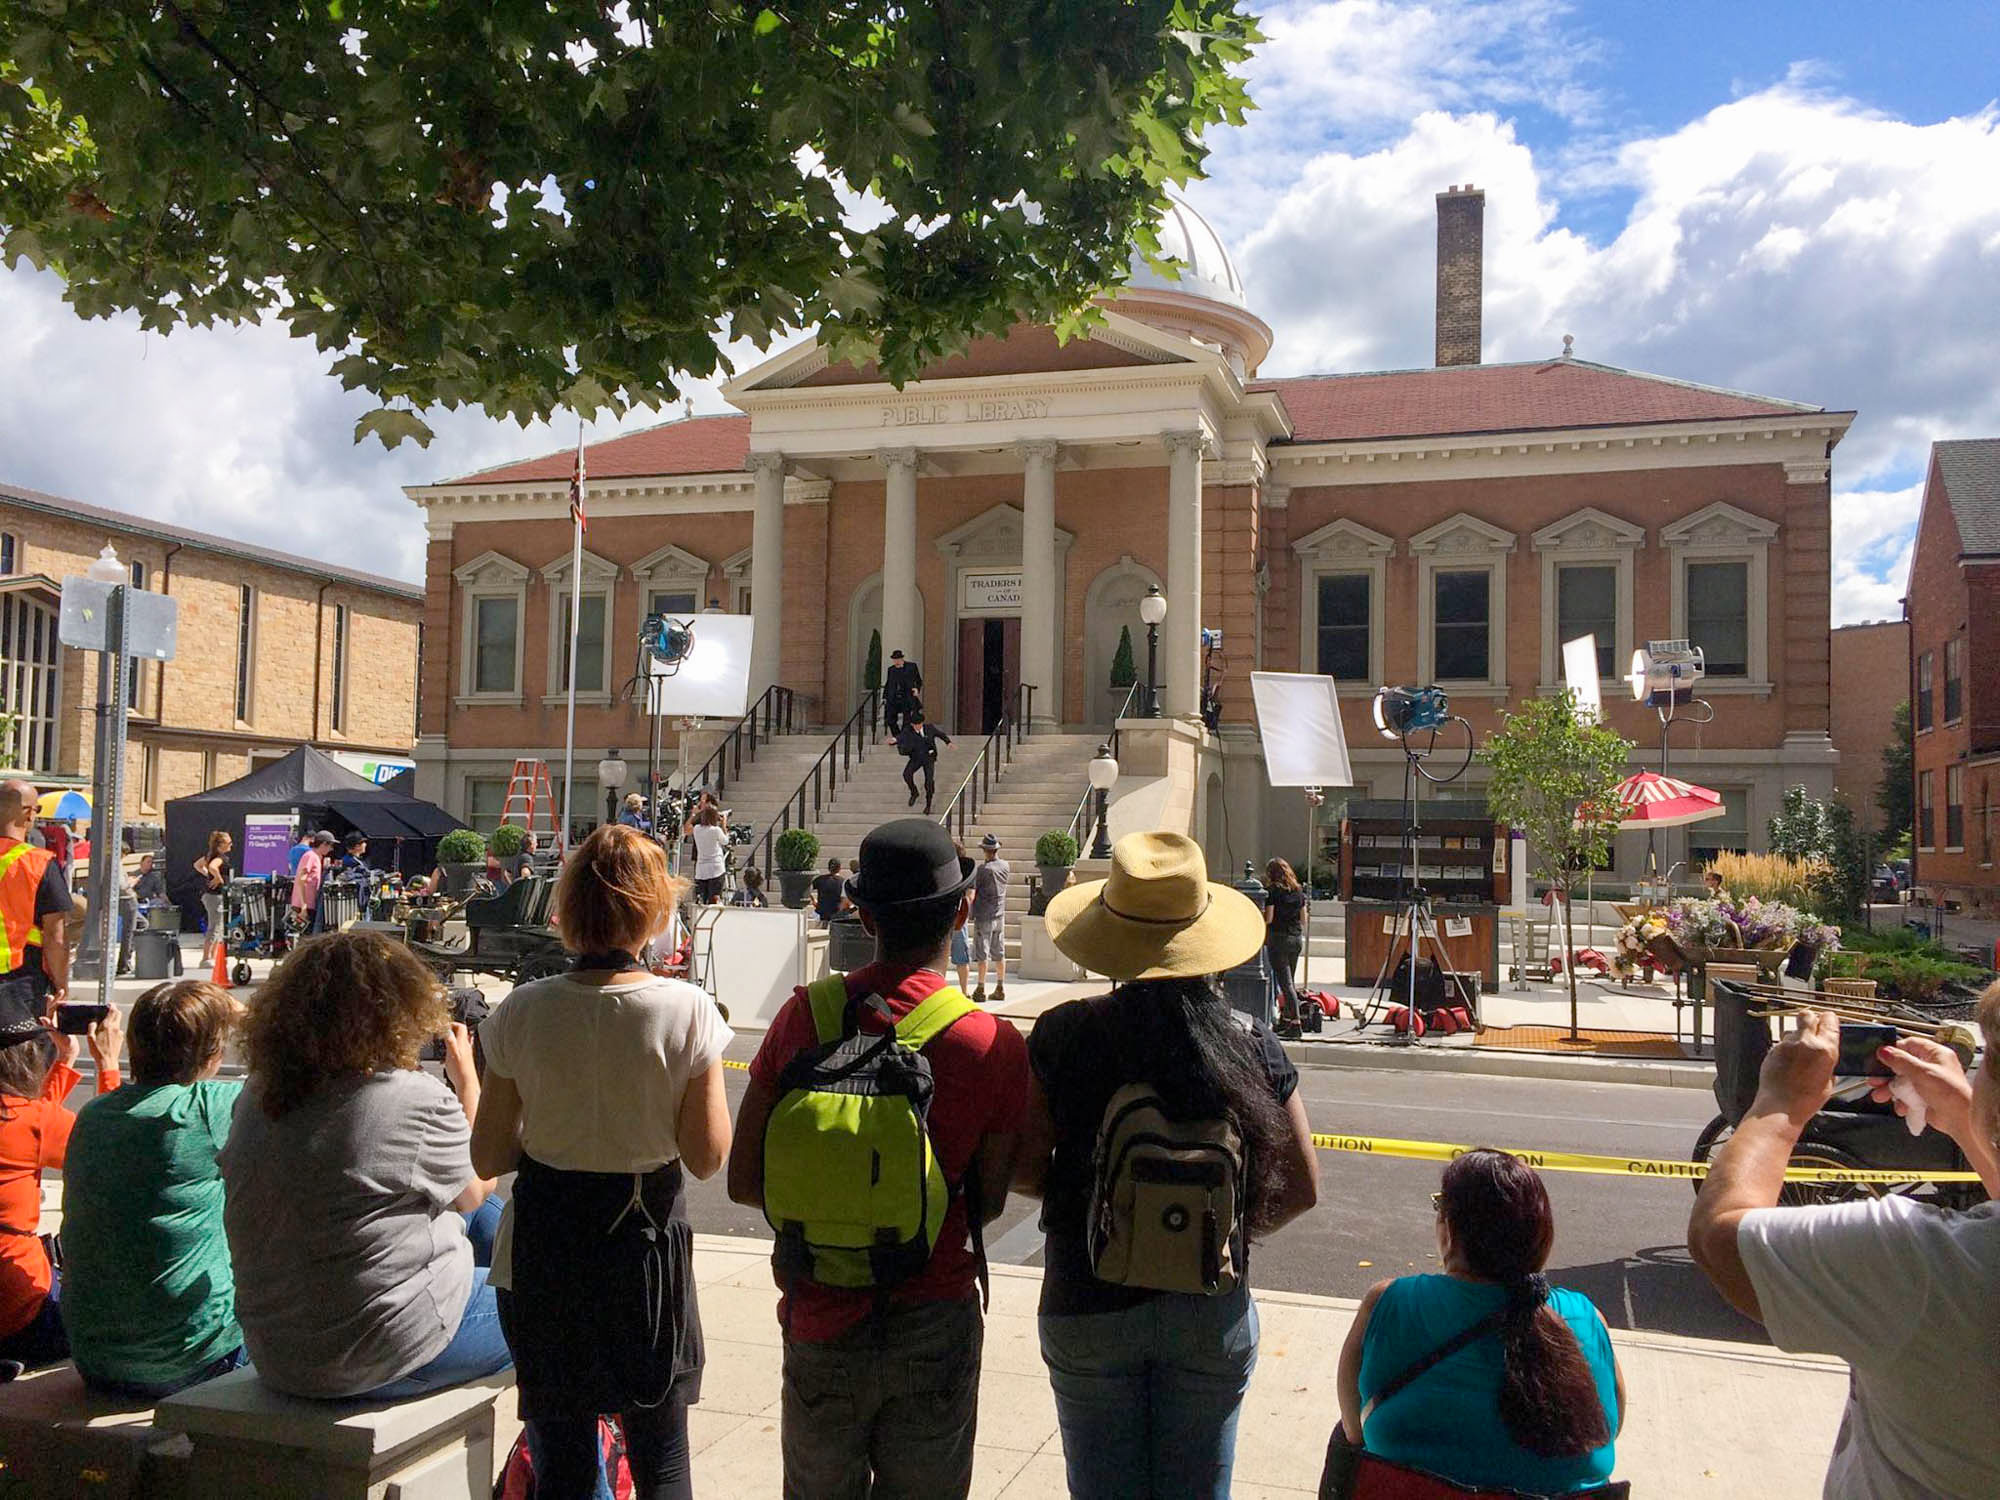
4, 0, 1997, 623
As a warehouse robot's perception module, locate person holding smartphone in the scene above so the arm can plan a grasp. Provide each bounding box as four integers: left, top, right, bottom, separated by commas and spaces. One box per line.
0, 1004, 123, 1374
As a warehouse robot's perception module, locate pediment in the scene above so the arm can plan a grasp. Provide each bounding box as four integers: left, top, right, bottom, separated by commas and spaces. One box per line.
1293, 517, 1395, 559
540, 546, 620, 584
934, 502, 1075, 561
451, 549, 529, 587
720, 545, 754, 580
1532, 507, 1645, 553
631, 542, 712, 584
1409, 513, 1516, 555
1661, 501, 1778, 547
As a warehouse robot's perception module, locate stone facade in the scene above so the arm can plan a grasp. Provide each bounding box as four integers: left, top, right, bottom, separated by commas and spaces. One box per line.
0, 485, 420, 825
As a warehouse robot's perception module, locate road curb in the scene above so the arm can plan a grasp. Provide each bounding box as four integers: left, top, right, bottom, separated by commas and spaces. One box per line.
1278, 1039, 1715, 1091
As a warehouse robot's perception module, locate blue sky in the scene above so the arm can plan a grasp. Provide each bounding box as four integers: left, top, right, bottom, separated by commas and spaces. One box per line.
3, 0, 1996, 622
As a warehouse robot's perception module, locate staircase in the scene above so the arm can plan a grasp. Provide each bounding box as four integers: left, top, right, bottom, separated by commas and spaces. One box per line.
690, 730, 858, 859
807, 731, 1104, 960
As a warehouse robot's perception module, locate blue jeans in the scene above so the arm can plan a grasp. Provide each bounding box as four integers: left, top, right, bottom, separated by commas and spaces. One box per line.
364, 1198, 512, 1400
0, 1263, 69, 1371
1038, 1287, 1259, 1500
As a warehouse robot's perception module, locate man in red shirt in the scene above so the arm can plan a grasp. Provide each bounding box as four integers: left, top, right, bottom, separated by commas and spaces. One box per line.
730, 818, 1028, 1500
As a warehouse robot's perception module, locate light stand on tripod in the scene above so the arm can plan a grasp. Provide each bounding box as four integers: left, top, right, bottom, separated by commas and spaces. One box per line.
1358, 686, 1475, 1041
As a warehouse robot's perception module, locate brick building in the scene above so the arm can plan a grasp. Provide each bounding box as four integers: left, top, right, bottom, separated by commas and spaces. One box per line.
1905, 438, 2000, 908
1829, 620, 1908, 833
409, 189, 1851, 877
0, 482, 422, 825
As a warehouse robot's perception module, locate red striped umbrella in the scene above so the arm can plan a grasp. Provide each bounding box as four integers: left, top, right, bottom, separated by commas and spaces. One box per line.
1610, 771, 1726, 829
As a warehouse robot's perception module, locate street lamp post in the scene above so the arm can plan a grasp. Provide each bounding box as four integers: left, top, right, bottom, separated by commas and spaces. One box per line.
597, 748, 628, 828
1087, 744, 1119, 860
1139, 586, 1167, 719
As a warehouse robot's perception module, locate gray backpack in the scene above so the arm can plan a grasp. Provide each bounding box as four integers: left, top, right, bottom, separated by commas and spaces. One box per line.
1086, 1082, 1246, 1296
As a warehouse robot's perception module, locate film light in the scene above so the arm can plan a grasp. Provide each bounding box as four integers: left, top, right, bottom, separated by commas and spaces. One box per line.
641, 613, 697, 676
1372, 684, 1451, 739
1627, 639, 1705, 707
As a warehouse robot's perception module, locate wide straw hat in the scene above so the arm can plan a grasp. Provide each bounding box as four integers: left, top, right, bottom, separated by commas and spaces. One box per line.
1044, 831, 1266, 981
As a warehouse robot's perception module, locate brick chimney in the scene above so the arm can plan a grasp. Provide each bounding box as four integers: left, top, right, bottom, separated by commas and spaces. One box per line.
1434, 184, 1485, 367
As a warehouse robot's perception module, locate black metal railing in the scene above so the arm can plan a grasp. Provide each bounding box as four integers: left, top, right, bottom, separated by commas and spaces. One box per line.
682, 684, 800, 802
1066, 682, 1142, 849
759, 687, 882, 876
937, 683, 1036, 843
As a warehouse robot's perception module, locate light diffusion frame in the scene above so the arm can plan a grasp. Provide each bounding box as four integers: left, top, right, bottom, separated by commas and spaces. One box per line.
1562, 634, 1604, 722
1250, 672, 1355, 789
646, 614, 756, 720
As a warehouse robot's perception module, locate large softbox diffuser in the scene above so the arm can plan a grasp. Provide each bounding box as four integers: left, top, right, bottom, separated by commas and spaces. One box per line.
1250, 673, 1355, 788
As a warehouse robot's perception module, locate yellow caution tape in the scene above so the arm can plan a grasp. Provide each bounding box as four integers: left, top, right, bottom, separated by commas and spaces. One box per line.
722, 1062, 1976, 1183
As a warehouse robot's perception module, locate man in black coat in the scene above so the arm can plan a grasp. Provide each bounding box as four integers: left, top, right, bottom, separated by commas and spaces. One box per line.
883, 649, 922, 735
895, 710, 951, 815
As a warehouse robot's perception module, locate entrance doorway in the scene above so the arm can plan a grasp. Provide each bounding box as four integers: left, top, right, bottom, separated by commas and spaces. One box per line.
956, 617, 1021, 734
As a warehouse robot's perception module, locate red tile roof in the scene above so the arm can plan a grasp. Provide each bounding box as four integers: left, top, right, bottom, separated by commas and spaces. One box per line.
446, 414, 751, 485
1256, 359, 1826, 444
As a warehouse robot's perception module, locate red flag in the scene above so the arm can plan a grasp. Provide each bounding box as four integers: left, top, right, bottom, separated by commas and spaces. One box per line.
568, 429, 588, 533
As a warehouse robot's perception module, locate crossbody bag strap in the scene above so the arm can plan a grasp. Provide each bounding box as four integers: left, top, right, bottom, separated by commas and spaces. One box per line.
1358, 1303, 1511, 1429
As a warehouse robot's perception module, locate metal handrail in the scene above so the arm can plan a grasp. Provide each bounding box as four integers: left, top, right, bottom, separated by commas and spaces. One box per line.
937, 683, 1036, 844
759, 687, 883, 877
1066, 682, 1142, 848
683, 683, 799, 801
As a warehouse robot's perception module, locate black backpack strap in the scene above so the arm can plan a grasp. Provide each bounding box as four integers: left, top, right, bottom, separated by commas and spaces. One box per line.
1358, 1303, 1510, 1428
963, 1160, 990, 1313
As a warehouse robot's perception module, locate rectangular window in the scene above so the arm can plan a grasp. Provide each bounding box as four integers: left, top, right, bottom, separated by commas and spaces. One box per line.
234, 585, 256, 722
1947, 765, 1965, 848
129, 560, 147, 590
465, 776, 508, 834
1315, 573, 1371, 682
0, 533, 15, 574
1433, 570, 1491, 681
330, 603, 350, 732
558, 592, 607, 692
1916, 652, 1934, 732
1556, 565, 1617, 679
0, 592, 61, 773
123, 560, 149, 710
1687, 788, 1751, 864
1945, 638, 1964, 724
473, 595, 519, 694
140, 743, 160, 809
648, 590, 698, 619
1686, 561, 1749, 677
1919, 770, 1935, 850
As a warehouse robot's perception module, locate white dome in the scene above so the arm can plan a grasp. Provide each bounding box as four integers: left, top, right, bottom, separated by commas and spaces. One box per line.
1126, 195, 1247, 309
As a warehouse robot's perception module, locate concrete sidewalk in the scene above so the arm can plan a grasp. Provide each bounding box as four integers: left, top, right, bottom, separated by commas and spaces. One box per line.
673, 1234, 1846, 1498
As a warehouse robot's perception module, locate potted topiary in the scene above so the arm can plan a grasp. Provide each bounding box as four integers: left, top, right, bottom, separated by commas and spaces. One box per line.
1033, 830, 1079, 916
774, 827, 822, 910
1107, 624, 1137, 719
436, 828, 489, 898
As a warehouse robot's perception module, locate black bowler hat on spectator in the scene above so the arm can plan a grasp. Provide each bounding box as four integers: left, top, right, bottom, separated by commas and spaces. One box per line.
845, 818, 975, 913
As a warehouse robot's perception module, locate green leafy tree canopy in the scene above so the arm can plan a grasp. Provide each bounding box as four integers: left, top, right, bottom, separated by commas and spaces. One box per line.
0, 1, 1261, 447
1877, 700, 1913, 841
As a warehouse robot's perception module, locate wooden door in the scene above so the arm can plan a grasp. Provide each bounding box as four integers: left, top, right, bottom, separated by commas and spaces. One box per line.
957, 618, 984, 735
1000, 617, 1022, 723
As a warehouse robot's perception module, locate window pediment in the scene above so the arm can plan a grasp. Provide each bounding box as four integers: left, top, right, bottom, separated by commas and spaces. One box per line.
720, 545, 754, 581
1409, 513, 1516, 556
934, 502, 1074, 561
452, 550, 529, 588
541, 546, 620, 584
1292, 517, 1395, 560
1660, 502, 1777, 549
631, 542, 712, 586
1531, 508, 1645, 554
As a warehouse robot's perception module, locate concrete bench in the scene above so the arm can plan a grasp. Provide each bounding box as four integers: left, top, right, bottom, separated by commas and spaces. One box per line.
154, 1368, 514, 1500
0, 1363, 191, 1500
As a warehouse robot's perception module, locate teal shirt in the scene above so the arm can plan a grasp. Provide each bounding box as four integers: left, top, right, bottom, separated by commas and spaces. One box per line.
60, 1079, 244, 1388
1358, 1275, 1618, 1493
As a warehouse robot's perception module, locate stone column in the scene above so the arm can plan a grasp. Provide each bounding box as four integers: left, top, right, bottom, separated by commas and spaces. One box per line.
747, 452, 786, 699
878, 448, 921, 681
1018, 439, 1060, 730
1163, 430, 1205, 720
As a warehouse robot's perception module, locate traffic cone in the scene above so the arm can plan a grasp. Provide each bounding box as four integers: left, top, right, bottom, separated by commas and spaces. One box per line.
211, 939, 232, 989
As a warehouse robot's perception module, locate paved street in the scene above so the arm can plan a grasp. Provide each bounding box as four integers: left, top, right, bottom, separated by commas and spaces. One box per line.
690, 1034, 1763, 1344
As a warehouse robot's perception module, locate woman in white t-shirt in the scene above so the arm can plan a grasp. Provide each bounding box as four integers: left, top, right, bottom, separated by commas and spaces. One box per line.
689, 805, 729, 905
471, 825, 733, 1500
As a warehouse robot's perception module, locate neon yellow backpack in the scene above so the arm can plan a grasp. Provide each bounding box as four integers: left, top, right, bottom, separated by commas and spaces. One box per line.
762, 974, 980, 1292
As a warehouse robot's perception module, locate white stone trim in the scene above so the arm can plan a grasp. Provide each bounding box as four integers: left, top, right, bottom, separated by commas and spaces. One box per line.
538, 546, 620, 585
1662, 501, 1777, 684
452, 552, 529, 702
1410, 514, 1515, 690
1531, 508, 1645, 690
932, 501, 1074, 727
542, 549, 616, 698
630, 541, 711, 591
1292, 517, 1394, 688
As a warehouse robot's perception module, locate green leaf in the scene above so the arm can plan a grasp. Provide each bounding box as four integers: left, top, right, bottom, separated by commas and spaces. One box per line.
753, 8, 782, 35
353, 407, 434, 448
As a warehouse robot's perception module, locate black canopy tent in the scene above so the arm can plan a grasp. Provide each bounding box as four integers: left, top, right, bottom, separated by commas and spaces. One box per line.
164, 746, 463, 926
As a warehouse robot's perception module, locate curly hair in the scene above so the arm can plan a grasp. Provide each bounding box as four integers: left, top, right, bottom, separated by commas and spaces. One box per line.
241, 931, 447, 1119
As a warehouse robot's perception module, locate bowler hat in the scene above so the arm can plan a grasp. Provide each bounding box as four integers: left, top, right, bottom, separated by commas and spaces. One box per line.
1044, 832, 1265, 981
845, 818, 975, 912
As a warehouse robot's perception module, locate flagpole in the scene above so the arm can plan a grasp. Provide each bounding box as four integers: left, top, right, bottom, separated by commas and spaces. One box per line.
562, 418, 584, 853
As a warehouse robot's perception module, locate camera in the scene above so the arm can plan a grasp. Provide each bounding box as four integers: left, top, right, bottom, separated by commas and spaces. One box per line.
420, 986, 493, 1075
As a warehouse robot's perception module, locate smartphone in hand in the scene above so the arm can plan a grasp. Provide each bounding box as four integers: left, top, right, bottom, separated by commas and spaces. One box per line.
1834, 1022, 1898, 1078
57, 1003, 112, 1036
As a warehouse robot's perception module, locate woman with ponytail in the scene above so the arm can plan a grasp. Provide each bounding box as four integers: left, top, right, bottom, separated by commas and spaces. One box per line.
1336, 1149, 1624, 1493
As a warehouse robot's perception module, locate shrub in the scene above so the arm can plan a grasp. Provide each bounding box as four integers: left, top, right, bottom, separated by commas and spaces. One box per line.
1706, 850, 1822, 909
489, 823, 526, 858
1820, 948, 1987, 1002
438, 828, 487, 864
864, 629, 882, 691
1035, 830, 1079, 867
774, 827, 821, 872
1109, 625, 1137, 688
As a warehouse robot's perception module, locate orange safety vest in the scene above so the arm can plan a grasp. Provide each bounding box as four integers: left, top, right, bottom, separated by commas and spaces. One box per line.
0, 838, 52, 972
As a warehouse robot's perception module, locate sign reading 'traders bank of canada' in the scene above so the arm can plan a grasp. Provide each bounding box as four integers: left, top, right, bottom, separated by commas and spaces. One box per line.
960, 570, 1024, 613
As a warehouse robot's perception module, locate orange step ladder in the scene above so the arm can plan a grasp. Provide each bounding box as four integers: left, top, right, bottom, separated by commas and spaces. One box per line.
499, 759, 561, 844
